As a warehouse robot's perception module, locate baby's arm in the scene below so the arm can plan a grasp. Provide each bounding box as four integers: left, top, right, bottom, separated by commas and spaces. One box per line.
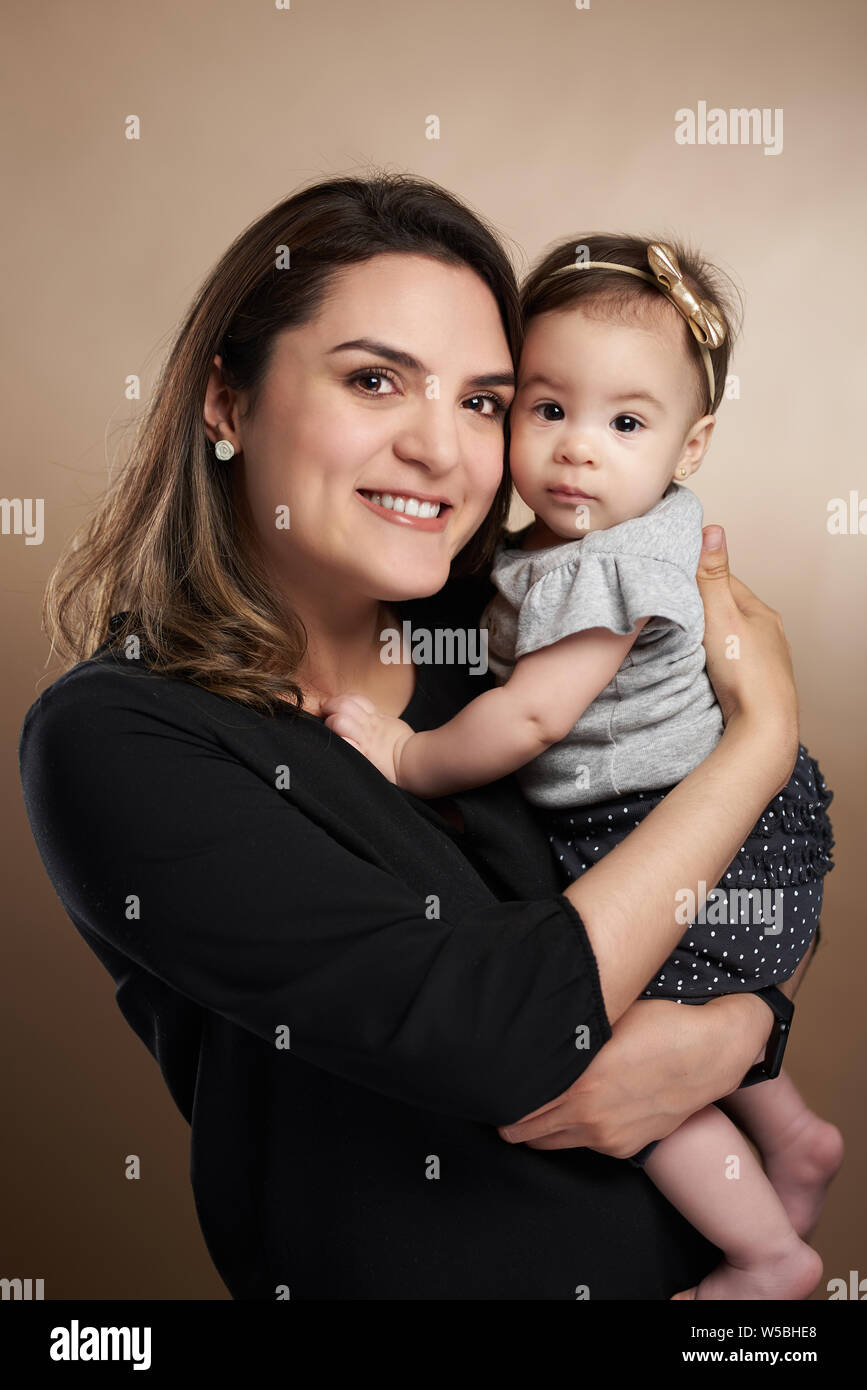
323, 619, 649, 796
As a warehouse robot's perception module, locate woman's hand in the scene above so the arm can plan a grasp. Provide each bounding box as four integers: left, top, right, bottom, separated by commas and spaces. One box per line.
321, 692, 415, 784
497, 995, 764, 1158
697, 525, 799, 790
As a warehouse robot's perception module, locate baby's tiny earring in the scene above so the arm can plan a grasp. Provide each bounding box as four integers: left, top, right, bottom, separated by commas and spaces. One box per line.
678, 467, 687, 477
214, 435, 235, 461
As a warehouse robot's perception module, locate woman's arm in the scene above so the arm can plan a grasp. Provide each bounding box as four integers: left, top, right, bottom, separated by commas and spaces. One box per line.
17, 661, 614, 1129
499, 996, 764, 1154
498, 935, 817, 1156
565, 526, 799, 1026
323, 621, 649, 796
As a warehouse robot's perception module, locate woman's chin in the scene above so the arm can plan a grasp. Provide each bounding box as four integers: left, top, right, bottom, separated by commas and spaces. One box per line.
378, 573, 452, 604
369, 556, 454, 604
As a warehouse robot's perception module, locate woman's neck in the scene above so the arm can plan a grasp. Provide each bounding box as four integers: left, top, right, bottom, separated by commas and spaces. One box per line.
291, 594, 415, 717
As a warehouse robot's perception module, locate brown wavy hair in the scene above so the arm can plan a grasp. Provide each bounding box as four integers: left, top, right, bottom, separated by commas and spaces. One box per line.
520, 232, 742, 416
42, 171, 522, 716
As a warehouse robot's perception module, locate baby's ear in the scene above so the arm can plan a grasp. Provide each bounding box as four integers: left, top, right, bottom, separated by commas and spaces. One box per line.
678, 415, 716, 478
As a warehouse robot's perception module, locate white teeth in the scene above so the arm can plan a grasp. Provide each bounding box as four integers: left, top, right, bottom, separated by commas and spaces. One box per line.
359, 490, 442, 517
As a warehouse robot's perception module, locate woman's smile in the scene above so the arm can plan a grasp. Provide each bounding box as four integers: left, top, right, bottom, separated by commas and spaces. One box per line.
356, 487, 453, 531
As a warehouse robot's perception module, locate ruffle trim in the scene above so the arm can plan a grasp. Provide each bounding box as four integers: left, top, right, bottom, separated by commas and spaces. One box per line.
512, 550, 700, 654
726, 840, 835, 890
734, 759, 836, 888
548, 750, 837, 891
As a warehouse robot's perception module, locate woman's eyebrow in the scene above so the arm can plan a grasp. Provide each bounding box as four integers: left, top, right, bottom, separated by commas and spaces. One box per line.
327, 338, 515, 390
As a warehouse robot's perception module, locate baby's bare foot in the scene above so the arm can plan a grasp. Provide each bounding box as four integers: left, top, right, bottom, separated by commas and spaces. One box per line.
670, 1235, 822, 1301
763, 1112, 844, 1239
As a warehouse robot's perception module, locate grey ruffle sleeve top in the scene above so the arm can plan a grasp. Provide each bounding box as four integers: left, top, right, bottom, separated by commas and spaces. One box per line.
480, 482, 724, 808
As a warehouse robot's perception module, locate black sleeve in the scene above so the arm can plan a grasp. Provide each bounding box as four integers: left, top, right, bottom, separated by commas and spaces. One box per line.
18, 667, 611, 1127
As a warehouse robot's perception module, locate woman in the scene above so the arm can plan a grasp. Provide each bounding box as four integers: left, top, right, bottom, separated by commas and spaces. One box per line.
18, 173, 822, 1300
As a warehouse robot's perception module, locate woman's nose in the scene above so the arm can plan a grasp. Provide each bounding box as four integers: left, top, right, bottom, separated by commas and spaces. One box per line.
394, 397, 461, 473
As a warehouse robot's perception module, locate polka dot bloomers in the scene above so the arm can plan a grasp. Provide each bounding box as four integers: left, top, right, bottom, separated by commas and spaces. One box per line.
543, 744, 835, 1002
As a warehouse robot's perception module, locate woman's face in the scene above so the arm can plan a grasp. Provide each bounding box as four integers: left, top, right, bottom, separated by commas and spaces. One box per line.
224, 253, 515, 607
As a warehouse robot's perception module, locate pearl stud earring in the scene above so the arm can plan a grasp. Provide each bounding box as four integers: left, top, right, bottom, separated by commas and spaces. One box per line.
679, 467, 687, 477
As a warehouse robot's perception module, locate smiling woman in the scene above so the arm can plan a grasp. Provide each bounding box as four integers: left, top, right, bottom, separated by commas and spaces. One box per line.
204, 252, 516, 631
199, 249, 521, 718
20, 172, 811, 1300
356, 485, 451, 526
41, 175, 521, 718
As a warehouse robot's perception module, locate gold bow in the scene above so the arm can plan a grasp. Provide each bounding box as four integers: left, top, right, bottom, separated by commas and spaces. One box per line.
546, 241, 726, 407
646, 242, 726, 350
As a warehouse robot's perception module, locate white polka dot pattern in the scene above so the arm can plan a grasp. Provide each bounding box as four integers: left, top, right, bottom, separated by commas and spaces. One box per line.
543, 745, 835, 1001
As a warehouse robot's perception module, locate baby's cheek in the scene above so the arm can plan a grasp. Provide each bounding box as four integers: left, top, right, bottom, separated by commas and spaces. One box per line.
506, 433, 534, 486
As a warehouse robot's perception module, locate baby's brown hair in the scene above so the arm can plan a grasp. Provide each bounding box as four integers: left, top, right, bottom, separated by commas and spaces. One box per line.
519, 233, 742, 417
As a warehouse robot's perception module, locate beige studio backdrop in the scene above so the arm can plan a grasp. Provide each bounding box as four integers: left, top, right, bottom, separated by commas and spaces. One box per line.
3, 0, 864, 1298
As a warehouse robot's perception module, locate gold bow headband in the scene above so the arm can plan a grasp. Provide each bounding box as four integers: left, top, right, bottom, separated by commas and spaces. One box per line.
547, 241, 726, 407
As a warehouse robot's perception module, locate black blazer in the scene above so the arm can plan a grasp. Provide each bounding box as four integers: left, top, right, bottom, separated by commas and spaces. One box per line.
18, 574, 718, 1298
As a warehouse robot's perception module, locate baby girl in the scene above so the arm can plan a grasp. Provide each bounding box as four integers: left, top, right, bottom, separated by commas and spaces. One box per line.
323, 234, 841, 1300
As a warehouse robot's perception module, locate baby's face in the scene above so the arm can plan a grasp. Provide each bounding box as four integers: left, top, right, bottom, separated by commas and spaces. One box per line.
509, 303, 705, 539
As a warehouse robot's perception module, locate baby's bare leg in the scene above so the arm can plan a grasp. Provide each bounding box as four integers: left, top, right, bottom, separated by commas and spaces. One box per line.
716, 942, 844, 1237
720, 1072, 844, 1239
642, 1104, 822, 1300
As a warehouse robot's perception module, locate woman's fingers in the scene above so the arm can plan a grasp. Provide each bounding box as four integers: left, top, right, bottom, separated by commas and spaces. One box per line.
696, 521, 798, 785
695, 526, 742, 653
696, 527, 740, 688
695, 525, 734, 595
499, 1110, 586, 1146
522, 1130, 585, 1151
697, 523, 787, 641
697, 525, 782, 623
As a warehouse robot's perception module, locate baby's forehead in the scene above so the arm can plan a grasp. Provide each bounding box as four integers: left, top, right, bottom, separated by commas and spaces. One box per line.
517, 297, 707, 416
571, 292, 686, 343
520, 296, 698, 381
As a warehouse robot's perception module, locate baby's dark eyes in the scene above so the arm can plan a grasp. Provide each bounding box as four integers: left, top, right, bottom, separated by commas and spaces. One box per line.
611, 414, 644, 434
532, 405, 645, 434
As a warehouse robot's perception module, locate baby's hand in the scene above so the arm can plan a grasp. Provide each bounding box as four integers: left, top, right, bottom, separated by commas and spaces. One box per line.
320, 692, 415, 785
